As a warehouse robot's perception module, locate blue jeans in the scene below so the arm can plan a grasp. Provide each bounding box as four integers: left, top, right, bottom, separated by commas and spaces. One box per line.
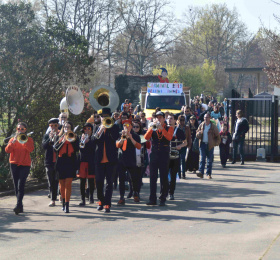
233, 137, 245, 162
179, 147, 187, 178
199, 143, 214, 176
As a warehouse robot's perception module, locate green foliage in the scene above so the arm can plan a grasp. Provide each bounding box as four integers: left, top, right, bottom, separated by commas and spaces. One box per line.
153, 64, 179, 83
152, 60, 216, 97
0, 2, 93, 188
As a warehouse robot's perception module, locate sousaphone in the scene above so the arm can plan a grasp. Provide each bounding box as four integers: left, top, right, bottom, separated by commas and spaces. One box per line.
60, 97, 69, 116
89, 85, 119, 112
66, 85, 84, 115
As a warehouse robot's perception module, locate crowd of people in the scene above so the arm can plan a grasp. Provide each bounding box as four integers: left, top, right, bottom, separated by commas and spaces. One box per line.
5, 96, 249, 215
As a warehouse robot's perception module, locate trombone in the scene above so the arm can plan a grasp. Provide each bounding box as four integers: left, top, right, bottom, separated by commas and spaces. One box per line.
94, 117, 114, 139
53, 131, 77, 151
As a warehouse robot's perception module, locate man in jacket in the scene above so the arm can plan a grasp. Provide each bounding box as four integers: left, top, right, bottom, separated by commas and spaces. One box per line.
196, 113, 221, 179
232, 110, 249, 165
42, 118, 60, 206
93, 107, 119, 213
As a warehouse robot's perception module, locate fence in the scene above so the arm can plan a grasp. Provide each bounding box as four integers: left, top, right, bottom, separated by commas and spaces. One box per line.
227, 96, 279, 161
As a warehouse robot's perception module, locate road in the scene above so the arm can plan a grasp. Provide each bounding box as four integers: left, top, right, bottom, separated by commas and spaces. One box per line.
1, 161, 280, 260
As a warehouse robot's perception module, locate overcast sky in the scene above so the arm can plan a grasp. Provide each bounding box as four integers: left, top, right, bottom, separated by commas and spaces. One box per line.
170, 0, 280, 33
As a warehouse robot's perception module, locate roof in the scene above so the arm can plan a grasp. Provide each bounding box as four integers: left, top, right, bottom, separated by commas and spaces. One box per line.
225, 68, 266, 74
254, 92, 272, 98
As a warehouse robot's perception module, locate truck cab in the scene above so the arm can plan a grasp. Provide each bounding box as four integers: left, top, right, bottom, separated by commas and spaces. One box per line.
140, 83, 190, 119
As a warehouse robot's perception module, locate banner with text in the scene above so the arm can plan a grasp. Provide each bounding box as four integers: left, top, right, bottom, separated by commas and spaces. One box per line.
147, 83, 183, 94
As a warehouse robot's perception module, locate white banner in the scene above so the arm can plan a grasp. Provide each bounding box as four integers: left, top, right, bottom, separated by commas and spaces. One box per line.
147, 82, 183, 94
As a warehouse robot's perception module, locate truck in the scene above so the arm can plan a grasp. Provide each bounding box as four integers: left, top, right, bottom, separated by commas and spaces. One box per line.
140, 82, 191, 119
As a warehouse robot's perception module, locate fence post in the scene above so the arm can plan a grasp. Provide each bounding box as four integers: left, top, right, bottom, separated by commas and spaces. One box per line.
271, 97, 275, 162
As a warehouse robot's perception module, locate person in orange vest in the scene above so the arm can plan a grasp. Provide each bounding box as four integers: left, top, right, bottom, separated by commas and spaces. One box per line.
5, 122, 34, 215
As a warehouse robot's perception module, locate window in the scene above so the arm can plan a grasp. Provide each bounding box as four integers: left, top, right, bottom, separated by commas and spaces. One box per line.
146, 95, 185, 110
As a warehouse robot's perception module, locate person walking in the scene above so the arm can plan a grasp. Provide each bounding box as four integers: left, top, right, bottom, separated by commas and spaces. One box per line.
219, 124, 232, 168
5, 122, 34, 215
196, 113, 221, 179
232, 110, 249, 165
185, 116, 199, 174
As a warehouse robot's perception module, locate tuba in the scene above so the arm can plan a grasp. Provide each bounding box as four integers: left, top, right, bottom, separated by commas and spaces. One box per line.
66, 85, 85, 115
89, 85, 119, 112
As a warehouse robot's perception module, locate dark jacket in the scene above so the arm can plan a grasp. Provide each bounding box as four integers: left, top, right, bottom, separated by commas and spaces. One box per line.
118, 131, 141, 168
233, 118, 249, 139
42, 133, 56, 167
93, 124, 119, 164
219, 131, 232, 147
78, 134, 95, 176
54, 136, 79, 179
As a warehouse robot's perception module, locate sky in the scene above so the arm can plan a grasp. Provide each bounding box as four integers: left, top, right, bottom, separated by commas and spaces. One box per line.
170, 0, 280, 33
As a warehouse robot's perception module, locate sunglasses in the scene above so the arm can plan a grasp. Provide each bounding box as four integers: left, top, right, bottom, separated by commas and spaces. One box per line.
64, 126, 71, 129
133, 126, 140, 128
180, 119, 185, 122
123, 123, 131, 127
83, 127, 92, 130
94, 116, 100, 118
141, 116, 145, 118
17, 127, 26, 131
49, 124, 58, 127
61, 117, 67, 119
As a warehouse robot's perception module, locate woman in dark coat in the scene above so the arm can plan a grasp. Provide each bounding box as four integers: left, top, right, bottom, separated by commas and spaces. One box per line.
54, 121, 79, 213
185, 116, 199, 175
77, 123, 95, 206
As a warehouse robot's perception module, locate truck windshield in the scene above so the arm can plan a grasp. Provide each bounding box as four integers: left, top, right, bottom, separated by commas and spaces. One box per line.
146, 95, 185, 110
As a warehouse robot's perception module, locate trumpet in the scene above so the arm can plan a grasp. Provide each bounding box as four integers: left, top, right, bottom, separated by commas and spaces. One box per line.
121, 130, 128, 140
4, 132, 33, 145
79, 134, 88, 148
48, 129, 57, 143
151, 121, 160, 131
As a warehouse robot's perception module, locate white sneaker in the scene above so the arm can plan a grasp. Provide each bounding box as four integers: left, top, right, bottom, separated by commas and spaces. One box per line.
49, 201, 55, 207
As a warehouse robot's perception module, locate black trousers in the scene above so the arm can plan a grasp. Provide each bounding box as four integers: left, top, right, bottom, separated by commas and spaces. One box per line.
45, 165, 59, 201
10, 164, 30, 208
168, 158, 180, 195
95, 162, 116, 206
219, 144, 229, 165
80, 178, 95, 200
118, 163, 141, 198
149, 151, 170, 202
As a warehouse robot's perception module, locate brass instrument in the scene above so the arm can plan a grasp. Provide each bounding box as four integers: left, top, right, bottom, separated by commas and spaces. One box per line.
94, 118, 114, 139
65, 131, 77, 142
4, 132, 33, 145
53, 130, 77, 151
89, 85, 119, 112
79, 134, 88, 149
102, 117, 114, 128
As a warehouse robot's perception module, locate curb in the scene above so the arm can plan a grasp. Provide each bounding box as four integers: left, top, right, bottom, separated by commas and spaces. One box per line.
0, 182, 48, 198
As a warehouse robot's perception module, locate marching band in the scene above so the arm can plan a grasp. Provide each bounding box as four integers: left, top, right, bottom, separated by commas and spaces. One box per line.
4, 85, 194, 215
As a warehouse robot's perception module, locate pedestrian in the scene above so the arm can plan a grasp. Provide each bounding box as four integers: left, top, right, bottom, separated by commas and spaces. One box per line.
5, 122, 34, 215
232, 110, 249, 165
219, 124, 232, 168
54, 121, 79, 213
185, 116, 199, 174
196, 113, 221, 179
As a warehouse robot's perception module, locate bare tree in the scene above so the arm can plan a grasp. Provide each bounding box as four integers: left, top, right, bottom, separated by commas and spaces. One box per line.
112, 0, 175, 75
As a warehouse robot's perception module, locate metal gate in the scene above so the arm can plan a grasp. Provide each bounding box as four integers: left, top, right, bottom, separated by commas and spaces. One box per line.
227, 96, 279, 161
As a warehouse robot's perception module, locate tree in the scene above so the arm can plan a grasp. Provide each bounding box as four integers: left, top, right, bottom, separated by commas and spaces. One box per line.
173, 4, 248, 91
112, 0, 174, 75
0, 2, 93, 182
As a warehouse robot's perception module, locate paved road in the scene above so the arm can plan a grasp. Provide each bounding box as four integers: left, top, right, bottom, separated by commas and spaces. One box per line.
1, 161, 280, 260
